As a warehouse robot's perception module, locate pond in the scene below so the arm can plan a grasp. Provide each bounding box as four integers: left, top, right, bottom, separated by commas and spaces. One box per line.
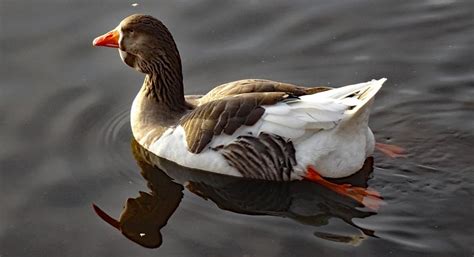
1, 1, 473, 256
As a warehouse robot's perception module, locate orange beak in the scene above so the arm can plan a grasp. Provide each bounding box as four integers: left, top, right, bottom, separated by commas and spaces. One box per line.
93, 29, 120, 48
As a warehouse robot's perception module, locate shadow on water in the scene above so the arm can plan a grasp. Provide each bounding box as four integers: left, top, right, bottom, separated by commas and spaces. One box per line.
93, 140, 379, 249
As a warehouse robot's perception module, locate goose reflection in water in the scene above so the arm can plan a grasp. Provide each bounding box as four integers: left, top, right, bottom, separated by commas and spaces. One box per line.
93, 140, 379, 249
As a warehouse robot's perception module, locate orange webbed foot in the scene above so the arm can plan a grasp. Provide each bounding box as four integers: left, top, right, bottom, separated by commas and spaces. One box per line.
304, 166, 384, 211
375, 142, 406, 158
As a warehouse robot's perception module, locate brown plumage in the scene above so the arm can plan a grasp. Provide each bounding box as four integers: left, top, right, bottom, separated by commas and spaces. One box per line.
217, 132, 297, 180
119, 14, 187, 112
181, 79, 330, 153
197, 79, 331, 104
180, 91, 293, 153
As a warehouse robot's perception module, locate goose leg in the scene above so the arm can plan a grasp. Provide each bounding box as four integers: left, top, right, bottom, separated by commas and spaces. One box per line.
304, 166, 384, 211
375, 142, 406, 158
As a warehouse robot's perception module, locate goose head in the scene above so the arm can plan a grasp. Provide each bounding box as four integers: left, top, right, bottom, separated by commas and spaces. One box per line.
93, 14, 182, 76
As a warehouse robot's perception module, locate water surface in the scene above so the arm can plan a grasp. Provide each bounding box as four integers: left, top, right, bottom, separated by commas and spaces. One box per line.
1, 1, 473, 256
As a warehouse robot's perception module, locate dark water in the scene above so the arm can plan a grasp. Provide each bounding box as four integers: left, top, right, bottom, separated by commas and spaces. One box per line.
1, 1, 473, 256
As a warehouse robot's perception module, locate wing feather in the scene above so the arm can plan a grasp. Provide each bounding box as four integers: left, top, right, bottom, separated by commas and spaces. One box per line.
180, 92, 289, 153
198, 79, 330, 105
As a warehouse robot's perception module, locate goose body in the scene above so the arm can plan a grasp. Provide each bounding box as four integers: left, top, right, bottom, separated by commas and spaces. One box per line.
138, 79, 384, 179
93, 14, 386, 181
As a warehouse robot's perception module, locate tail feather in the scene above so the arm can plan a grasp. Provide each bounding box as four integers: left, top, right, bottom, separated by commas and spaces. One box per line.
296, 78, 386, 117
345, 78, 385, 116
260, 79, 386, 137
307, 78, 386, 102
308, 78, 386, 117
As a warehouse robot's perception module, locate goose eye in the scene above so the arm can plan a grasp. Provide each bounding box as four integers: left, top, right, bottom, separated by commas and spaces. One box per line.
123, 28, 134, 35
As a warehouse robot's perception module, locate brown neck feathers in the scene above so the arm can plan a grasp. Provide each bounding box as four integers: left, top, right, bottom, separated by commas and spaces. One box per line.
128, 15, 188, 113
142, 55, 187, 113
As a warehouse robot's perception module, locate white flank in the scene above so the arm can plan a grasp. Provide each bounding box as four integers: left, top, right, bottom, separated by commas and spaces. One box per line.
148, 126, 242, 177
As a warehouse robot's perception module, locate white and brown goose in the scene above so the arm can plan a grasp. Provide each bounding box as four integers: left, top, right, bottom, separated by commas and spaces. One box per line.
93, 14, 402, 207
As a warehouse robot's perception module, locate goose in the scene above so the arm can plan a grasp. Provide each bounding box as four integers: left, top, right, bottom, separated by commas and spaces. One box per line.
93, 14, 402, 207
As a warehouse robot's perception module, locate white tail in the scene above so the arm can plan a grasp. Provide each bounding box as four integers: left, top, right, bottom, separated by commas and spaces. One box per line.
335, 78, 386, 115
261, 78, 386, 137
297, 78, 386, 116
335, 78, 386, 126
309, 78, 386, 100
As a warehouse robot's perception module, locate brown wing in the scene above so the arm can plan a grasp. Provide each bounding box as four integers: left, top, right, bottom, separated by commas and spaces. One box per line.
197, 79, 331, 105
180, 92, 291, 153
184, 94, 203, 107
217, 132, 296, 181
